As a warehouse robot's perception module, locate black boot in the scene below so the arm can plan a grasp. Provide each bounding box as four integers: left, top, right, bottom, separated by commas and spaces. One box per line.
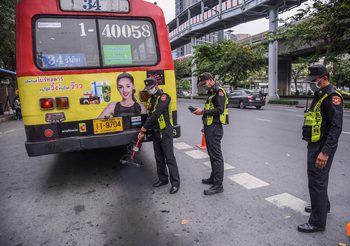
204, 185, 223, 195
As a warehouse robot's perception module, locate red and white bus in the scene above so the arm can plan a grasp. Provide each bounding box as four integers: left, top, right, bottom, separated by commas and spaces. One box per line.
16, 0, 180, 156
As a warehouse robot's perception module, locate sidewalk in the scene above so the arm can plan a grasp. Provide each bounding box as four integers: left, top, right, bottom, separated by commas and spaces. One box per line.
0, 113, 13, 124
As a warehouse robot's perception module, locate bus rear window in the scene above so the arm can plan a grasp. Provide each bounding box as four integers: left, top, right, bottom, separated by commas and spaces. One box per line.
98, 19, 158, 66
34, 17, 158, 70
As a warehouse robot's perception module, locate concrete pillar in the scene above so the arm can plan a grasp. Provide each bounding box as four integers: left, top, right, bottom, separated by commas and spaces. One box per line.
191, 36, 197, 97
268, 6, 279, 100
278, 59, 292, 96
218, 30, 224, 42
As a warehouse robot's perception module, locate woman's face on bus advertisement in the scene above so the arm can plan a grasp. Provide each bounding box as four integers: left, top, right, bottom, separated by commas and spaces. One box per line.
117, 78, 134, 101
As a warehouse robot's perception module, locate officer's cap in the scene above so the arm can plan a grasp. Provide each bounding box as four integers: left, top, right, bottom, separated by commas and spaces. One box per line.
144, 77, 158, 91
198, 72, 214, 82
305, 64, 328, 82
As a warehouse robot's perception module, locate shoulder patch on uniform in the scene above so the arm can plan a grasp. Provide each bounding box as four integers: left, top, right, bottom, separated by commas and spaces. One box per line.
332, 95, 341, 105
161, 94, 167, 101
218, 90, 224, 96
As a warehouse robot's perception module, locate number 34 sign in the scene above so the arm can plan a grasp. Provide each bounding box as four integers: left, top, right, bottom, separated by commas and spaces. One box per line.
60, 0, 130, 13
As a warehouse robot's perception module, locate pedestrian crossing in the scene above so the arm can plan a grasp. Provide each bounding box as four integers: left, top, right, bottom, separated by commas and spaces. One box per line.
228, 173, 269, 190
174, 140, 308, 216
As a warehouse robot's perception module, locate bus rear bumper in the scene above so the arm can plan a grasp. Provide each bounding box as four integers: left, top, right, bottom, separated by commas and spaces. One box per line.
25, 125, 181, 157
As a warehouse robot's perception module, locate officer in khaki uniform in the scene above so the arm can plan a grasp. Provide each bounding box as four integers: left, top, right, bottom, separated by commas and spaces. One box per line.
298, 64, 343, 233
193, 72, 229, 195
138, 78, 180, 194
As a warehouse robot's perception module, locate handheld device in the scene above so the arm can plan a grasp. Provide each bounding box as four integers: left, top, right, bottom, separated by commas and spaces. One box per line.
188, 106, 197, 113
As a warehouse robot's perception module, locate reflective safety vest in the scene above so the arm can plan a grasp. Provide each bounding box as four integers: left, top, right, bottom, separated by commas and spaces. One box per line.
149, 94, 173, 130
204, 87, 229, 126
303, 91, 342, 142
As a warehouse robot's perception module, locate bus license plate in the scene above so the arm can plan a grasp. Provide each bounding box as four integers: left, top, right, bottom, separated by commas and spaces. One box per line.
93, 118, 123, 134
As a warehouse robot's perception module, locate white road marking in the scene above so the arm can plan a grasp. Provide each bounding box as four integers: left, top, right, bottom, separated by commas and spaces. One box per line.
4, 129, 17, 134
296, 115, 304, 118
185, 150, 209, 159
203, 161, 235, 170
255, 118, 272, 122
343, 114, 350, 117
174, 142, 193, 150
228, 173, 269, 190
285, 109, 298, 112
342, 131, 350, 135
265, 193, 308, 216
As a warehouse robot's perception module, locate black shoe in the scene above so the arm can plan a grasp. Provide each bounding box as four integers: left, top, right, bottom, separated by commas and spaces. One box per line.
152, 180, 169, 187
169, 186, 179, 194
304, 205, 330, 213
297, 223, 325, 233
201, 178, 214, 185
204, 185, 223, 195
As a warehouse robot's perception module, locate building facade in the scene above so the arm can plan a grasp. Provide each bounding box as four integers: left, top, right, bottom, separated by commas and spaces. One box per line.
175, 0, 225, 58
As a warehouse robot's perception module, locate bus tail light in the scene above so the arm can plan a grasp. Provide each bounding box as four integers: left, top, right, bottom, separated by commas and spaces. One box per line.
44, 129, 54, 138
56, 97, 69, 109
40, 98, 54, 110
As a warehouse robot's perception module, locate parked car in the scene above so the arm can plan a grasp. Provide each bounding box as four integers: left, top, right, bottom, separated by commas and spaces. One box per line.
228, 89, 265, 109
177, 89, 191, 97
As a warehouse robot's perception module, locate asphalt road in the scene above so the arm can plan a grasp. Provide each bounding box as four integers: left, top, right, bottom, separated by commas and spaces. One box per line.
0, 101, 349, 246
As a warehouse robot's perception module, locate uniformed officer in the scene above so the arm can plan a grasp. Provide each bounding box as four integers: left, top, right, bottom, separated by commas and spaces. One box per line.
298, 64, 343, 233
138, 78, 180, 194
193, 72, 229, 195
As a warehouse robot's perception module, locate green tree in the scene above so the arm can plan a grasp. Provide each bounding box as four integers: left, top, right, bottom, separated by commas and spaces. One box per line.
174, 57, 192, 80
194, 40, 266, 88
176, 79, 191, 90
291, 61, 308, 94
0, 0, 16, 70
278, 0, 350, 64
330, 57, 350, 90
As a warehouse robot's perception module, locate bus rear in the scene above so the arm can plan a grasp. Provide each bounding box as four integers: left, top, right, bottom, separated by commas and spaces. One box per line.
16, 0, 180, 156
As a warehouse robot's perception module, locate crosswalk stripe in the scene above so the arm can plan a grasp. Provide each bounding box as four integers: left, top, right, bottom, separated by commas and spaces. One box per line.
174, 142, 193, 150
265, 193, 308, 216
185, 150, 209, 159
342, 131, 350, 135
228, 173, 269, 189
203, 161, 235, 170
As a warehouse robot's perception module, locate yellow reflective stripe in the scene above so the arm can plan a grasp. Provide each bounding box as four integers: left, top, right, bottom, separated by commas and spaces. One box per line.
152, 94, 172, 130
204, 87, 228, 126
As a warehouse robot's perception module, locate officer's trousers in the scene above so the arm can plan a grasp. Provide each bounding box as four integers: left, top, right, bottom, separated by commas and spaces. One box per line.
152, 127, 180, 187
204, 123, 224, 186
307, 141, 336, 228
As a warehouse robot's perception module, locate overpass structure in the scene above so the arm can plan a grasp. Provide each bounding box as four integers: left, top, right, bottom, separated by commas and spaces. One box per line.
167, 0, 307, 98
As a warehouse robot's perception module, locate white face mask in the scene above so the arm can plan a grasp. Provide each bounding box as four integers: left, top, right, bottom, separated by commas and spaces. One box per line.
309, 81, 320, 92
147, 87, 157, 95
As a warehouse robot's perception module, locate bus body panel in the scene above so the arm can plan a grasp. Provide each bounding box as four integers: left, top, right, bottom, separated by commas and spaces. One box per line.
16, 0, 180, 156
16, 0, 174, 76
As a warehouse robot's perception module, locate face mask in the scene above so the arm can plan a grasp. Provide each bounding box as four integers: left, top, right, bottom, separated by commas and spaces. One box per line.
147, 87, 157, 95
203, 85, 210, 91
309, 81, 320, 92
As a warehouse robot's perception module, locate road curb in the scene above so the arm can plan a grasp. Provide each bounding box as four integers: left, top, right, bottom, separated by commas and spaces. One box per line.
0, 115, 12, 124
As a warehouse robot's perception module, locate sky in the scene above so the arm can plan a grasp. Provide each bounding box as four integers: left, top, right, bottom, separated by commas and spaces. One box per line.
144, 0, 314, 35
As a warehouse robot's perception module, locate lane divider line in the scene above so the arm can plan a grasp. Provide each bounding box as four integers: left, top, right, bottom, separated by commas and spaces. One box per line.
255, 118, 272, 122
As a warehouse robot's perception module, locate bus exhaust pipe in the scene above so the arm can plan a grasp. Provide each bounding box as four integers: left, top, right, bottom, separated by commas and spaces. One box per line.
120, 138, 143, 168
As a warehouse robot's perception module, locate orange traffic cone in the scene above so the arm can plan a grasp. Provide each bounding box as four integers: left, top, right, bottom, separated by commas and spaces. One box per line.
346, 222, 350, 237
196, 131, 207, 149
